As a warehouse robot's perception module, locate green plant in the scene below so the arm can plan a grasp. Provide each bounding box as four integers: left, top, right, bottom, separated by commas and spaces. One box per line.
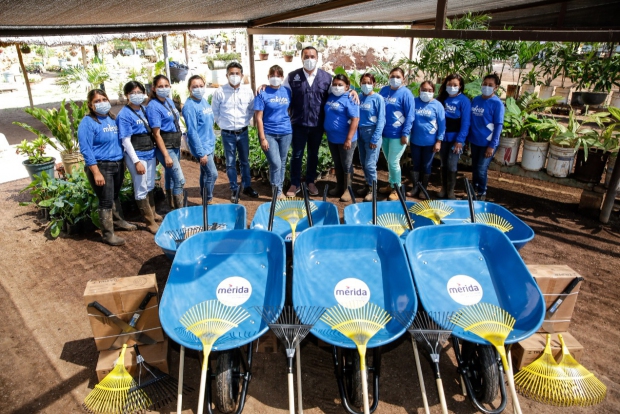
334, 66, 361, 90
517, 92, 561, 114
259, 49, 267, 54
282, 50, 295, 57
15, 137, 53, 164
206, 52, 241, 63
512, 41, 545, 86
570, 43, 620, 92
522, 67, 541, 86
463, 78, 482, 100
56, 64, 110, 92
13, 100, 88, 155
523, 116, 561, 142
551, 110, 606, 158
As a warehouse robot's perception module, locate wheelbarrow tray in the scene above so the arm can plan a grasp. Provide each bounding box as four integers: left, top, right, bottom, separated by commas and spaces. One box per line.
155, 204, 247, 260
343, 200, 435, 242
292, 225, 417, 349
437, 200, 534, 250
405, 224, 544, 345
159, 229, 286, 351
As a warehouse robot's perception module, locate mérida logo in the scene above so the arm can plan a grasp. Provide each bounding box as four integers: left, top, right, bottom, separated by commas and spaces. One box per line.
334, 278, 371, 309
446, 275, 483, 306
216, 276, 253, 306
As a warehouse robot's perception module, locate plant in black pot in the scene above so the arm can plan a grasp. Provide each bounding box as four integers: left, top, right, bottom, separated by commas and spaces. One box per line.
571, 43, 620, 106
16, 137, 56, 181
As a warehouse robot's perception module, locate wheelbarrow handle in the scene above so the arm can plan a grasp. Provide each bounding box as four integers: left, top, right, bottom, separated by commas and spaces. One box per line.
371, 180, 377, 225
393, 184, 414, 230
267, 185, 278, 232
348, 185, 356, 204
323, 184, 329, 202
301, 183, 314, 228
463, 177, 476, 223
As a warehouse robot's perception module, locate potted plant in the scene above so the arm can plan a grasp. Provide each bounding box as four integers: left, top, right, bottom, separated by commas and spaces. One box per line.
521, 116, 560, 171
20, 44, 31, 54
603, 107, 620, 188
571, 44, 618, 106
495, 98, 527, 166
15, 137, 56, 181
536, 44, 560, 99
282, 50, 295, 63
117, 81, 127, 104
13, 100, 88, 175
520, 67, 539, 96
259, 49, 269, 61
207, 52, 240, 70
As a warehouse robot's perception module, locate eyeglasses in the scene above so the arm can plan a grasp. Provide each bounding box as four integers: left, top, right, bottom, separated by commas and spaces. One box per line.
128, 91, 144, 96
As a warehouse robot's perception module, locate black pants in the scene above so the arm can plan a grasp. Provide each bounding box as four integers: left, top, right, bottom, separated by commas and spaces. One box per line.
328, 141, 358, 176
85, 160, 125, 209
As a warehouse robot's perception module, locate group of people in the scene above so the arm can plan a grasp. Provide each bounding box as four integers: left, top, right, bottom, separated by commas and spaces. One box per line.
78, 45, 505, 246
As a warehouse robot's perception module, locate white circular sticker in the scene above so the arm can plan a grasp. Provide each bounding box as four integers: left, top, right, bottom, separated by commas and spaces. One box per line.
285, 233, 293, 241
334, 278, 371, 309
446, 275, 483, 305
216, 276, 253, 306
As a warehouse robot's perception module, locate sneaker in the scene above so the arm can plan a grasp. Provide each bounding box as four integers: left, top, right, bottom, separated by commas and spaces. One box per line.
307, 183, 319, 196
378, 184, 392, 195
388, 190, 398, 201
243, 186, 259, 198
286, 185, 300, 197
230, 191, 237, 203
357, 186, 369, 196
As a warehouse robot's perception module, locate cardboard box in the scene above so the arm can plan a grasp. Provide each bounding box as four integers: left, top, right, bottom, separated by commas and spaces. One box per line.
527, 265, 583, 333
84, 274, 164, 351
511, 332, 584, 370
96, 339, 169, 382
256, 331, 280, 353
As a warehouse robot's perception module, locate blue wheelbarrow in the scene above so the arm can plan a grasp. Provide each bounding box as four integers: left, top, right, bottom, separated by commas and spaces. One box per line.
293, 225, 417, 414
405, 224, 545, 413
159, 229, 286, 414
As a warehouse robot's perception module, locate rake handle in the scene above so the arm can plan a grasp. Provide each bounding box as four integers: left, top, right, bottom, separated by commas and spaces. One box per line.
177, 345, 185, 414
288, 372, 295, 414
437, 378, 448, 414
412, 338, 430, 414
296, 343, 303, 414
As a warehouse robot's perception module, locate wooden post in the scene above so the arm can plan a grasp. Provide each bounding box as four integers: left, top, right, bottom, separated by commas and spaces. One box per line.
93, 44, 99, 61
183, 33, 190, 66
162, 35, 171, 81
408, 33, 415, 81
81, 46, 88, 68
247, 32, 256, 127
600, 155, 620, 223
16, 45, 34, 109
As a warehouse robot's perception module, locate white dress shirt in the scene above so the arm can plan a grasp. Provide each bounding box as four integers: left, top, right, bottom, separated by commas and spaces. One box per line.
283, 68, 317, 90
211, 83, 255, 131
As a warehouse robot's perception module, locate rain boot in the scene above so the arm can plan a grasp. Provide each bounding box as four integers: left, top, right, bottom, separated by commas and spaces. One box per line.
406, 171, 420, 197
99, 208, 125, 246
340, 174, 353, 202
136, 198, 159, 234
418, 174, 430, 200
165, 189, 174, 212
437, 167, 448, 198
447, 171, 457, 200
148, 191, 163, 222
357, 185, 369, 196
364, 185, 374, 202
172, 192, 185, 209
112, 198, 137, 231
329, 171, 344, 197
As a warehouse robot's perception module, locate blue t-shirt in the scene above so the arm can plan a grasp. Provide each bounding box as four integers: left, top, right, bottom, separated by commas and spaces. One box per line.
253, 86, 292, 135
468, 95, 505, 148
78, 115, 123, 166
358, 93, 386, 145
116, 105, 155, 160
323, 92, 360, 144
443, 93, 471, 144
146, 97, 179, 133
182, 97, 216, 158
411, 98, 446, 146
378, 86, 415, 139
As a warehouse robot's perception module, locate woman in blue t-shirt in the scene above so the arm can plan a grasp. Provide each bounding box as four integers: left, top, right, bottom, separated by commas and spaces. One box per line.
436, 74, 471, 199
146, 75, 184, 210
407, 81, 446, 199
378, 67, 415, 201
324, 74, 360, 202
254, 65, 293, 199
357, 73, 385, 202
467, 73, 505, 200
78, 88, 135, 246
182, 75, 218, 203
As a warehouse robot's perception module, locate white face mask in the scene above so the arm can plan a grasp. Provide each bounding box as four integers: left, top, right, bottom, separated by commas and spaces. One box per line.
419, 92, 434, 103
481, 85, 495, 97
303, 58, 317, 71
360, 84, 373, 95
94, 101, 111, 115
228, 74, 242, 86
268, 77, 283, 87
129, 93, 146, 105
389, 77, 402, 88
331, 85, 346, 97
156, 87, 170, 98
192, 87, 206, 100
447, 86, 460, 96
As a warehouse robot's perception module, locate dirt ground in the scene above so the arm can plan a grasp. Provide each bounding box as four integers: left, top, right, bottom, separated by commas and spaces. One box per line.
0, 156, 619, 414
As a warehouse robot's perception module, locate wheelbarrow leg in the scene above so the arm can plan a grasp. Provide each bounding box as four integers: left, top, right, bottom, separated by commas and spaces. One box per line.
177, 345, 185, 414
296, 343, 303, 414
331, 346, 381, 414
233, 342, 254, 414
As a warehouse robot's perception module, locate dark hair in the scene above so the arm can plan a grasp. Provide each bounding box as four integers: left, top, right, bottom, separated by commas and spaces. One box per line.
332, 73, 351, 87
438, 74, 464, 103
150, 74, 170, 98
301, 46, 318, 56
419, 81, 435, 93
268, 65, 284, 77
360, 73, 376, 84
123, 81, 145, 96
86, 89, 115, 121
187, 74, 205, 90
226, 61, 243, 73
483, 72, 501, 87
389, 67, 405, 78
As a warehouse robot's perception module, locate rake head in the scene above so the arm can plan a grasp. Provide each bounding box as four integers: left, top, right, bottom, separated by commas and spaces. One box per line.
393, 310, 455, 364
408, 200, 454, 225
557, 334, 607, 406
83, 344, 150, 414
165, 226, 203, 247
274, 198, 317, 224
369, 213, 410, 236
463, 213, 514, 233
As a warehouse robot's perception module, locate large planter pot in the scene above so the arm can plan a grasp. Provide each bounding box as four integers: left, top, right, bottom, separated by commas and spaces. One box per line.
605, 153, 620, 190
546, 143, 575, 178
539, 85, 555, 99
259, 53, 269, 61
580, 91, 608, 107
554, 87, 571, 104
60, 151, 84, 175
493, 136, 521, 166
207, 60, 229, 70
574, 147, 609, 183
169, 66, 188, 83
610, 91, 620, 108
23, 158, 55, 181
521, 139, 549, 171
570, 91, 583, 106
506, 84, 519, 99
520, 84, 536, 96
283, 55, 294, 63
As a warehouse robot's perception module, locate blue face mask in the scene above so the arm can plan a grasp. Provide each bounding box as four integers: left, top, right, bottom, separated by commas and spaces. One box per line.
361, 84, 373, 95
94, 101, 111, 115
481, 86, 495, 97
192, 87, 206, 100
389, 77, 402, 88
156, 87, 170, 98
129, 93, 145, 105
419, 92, 434, 103
447, 86, 460, 96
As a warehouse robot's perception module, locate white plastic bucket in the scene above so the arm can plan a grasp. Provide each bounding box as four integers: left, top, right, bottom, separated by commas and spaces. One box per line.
610, 91, 620, 108
605, 154, 620, 190
521, 84, 536, 96
521, 140, 549, 171
539, 86, 555, 100
546, 144, 575, 178
555, 87, 571, 104
493, 136, 521, 166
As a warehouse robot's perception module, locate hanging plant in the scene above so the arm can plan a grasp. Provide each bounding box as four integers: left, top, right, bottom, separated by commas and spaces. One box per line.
20, 44, 31, 54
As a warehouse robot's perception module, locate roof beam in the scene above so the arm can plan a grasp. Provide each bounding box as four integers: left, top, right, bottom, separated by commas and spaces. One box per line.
436, 0, 448, 31
249, 0, 374, 27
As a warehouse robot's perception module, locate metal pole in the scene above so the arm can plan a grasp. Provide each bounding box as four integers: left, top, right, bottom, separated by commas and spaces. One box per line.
16, 45, 34, 109
183, 33, 190, 66
247, 32, 257, 127
162, 34, 171, 81
599, 155, 620, 223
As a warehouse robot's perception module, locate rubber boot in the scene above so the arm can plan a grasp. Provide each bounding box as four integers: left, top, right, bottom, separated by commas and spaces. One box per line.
357, 185, 369, 196
329, 171, 344, 197
148, 191, 163, 222
340, 174, 353, 202
172, 193, 185, 209
165, 189, 174, 212
437, 167, 448, 198
447, 171, 457, 200
364, 186, 374, 202
99, 208, 125, 246
406, 171, 420, 197
136, 198, 159, 234
112, 199, 137, 231
418, 174, 431, 200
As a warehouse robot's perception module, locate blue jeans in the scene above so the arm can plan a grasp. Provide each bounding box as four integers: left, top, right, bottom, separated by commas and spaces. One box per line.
357, 126, 382, 186
199, 152, 218, 202
410, 144, 435, 174
440, 141, 461, 172
263, 133, 292, 196
221, 130, 251, 191
470, 143, 496, 195
156, 147, 185, 195
290, 125, 324, 187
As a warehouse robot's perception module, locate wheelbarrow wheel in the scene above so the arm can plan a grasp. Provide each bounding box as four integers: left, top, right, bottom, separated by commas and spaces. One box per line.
215, 351, 240, 413
461, 341, 500, 404
343, 349, 365, 408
